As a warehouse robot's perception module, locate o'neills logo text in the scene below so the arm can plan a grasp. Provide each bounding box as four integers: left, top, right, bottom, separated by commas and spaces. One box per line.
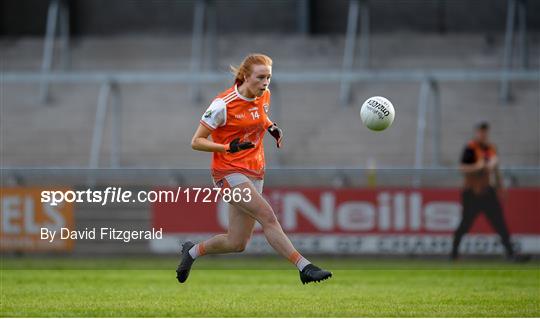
218, 191, 461, 232
367, 99, 390, 117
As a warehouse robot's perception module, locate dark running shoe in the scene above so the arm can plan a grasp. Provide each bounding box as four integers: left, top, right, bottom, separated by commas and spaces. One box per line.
299, 264, 332, 284
176, 241, 196, 283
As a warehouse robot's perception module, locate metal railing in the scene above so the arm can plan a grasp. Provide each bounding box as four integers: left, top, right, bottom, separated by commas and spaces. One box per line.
1, 167, 539, 189
4, 69, 539, 170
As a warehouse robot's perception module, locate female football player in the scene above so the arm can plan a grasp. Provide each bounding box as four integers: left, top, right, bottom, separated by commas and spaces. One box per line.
176, 53, 332, 284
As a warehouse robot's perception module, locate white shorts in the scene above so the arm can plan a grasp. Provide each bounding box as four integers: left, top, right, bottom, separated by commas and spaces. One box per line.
213, 173, 264, 194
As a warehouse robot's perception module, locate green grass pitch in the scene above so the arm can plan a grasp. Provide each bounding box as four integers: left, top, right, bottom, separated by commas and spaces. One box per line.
1, 256, 539, 317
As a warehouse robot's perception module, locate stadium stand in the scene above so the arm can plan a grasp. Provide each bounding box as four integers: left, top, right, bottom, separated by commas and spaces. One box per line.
2, 34, 539, 168
1, 0, 538, 257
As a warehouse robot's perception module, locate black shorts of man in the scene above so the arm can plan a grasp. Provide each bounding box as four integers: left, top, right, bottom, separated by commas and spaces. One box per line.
451, 122, 522, 261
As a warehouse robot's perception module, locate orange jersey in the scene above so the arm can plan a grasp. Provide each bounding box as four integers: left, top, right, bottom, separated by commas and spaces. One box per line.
461, 140, 498, 192
200, 84, 273, 181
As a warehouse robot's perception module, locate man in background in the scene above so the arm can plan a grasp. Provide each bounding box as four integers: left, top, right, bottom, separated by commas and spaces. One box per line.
451, 122, 528, 261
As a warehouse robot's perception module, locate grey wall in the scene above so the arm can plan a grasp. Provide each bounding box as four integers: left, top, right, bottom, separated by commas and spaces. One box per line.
311, 0, 540, 33
2, 0, 540, 36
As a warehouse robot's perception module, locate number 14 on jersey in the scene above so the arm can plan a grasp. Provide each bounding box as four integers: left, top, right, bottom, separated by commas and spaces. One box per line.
250, 111, 260, 120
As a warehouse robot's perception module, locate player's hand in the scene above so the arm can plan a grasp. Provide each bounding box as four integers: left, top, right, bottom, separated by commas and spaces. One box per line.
267, 123, 283, 148
487, 157, 499, 170
474, 159, 486, 171
227, 138, 255, 153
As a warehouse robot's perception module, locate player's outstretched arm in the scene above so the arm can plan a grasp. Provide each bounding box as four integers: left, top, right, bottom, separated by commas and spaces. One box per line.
191, 124, 228, 152
191, 124, 254, 153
